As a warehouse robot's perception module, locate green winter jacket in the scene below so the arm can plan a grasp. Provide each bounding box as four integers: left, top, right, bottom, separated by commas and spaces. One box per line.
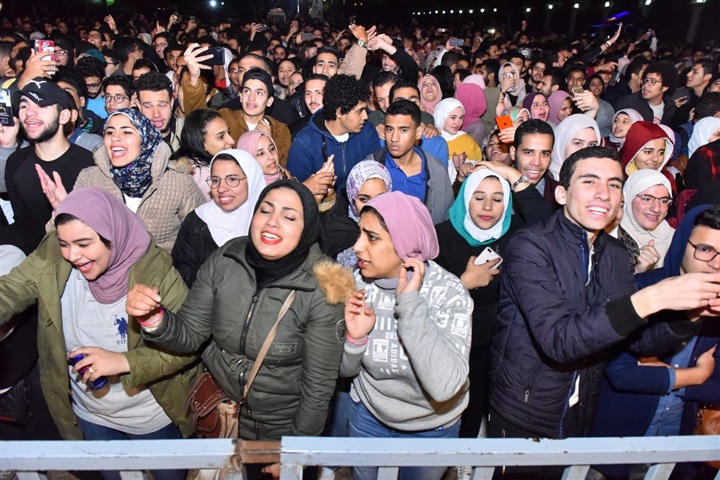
144, 237, 347, 440
0, 231, 201, 440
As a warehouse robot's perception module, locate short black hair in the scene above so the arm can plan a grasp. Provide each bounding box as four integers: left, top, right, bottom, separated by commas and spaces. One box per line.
566, 64, 586, 79
482, 59, 501, 81
103, 75, 136, 98
372, 70, 398, 90
322, 74, 370, 121
385, 99, 421, 127
76, 56, 105, 80
315, 45, 341, 64
54, 71, 87, 100
643, 61, 679, 95
134, 71, 172, 98
559, 146, 621, 188
694, 206, 720, 230
114, 37, 141, 63
173, 108, 222, 165
625, 56, 650, 79
695, 59, 718, 79
543, 67, 567, 91
514, 119, 555, 149
695, 92, 720, 120
389, 80, 420, 102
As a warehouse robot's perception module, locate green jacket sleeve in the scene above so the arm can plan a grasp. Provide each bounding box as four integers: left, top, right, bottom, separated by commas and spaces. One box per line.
0, 248, 41, 325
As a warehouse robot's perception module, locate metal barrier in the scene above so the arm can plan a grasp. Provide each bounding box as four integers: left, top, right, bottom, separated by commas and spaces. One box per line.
1, 436, 719, 480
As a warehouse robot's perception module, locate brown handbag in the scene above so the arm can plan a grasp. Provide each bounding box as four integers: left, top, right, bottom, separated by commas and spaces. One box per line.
186, 291, 296, 439
695, 405, 720, 470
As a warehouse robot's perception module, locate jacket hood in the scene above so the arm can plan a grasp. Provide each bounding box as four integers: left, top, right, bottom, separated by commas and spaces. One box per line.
620, 121, 673, 175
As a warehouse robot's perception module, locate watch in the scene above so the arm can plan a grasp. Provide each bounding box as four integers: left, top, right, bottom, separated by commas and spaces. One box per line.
512, 175, 530, 190
356, 39, 368, 48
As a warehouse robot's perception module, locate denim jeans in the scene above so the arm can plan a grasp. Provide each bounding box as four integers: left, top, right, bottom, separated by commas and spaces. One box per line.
75, 416, 186, 480
348, 397, 460, 480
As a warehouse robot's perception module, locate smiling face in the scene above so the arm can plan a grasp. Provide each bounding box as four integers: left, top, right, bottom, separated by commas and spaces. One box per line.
57, 219, 111, 281
209, 159, 248, 213
203, 117, 235, 156
443, 106, 464, 135
103, 114, 143, 167
354, 210, 403, 280
633, 138, 667, 171
138, 89, 173, 134
612, 113, 633, 139
630, 184, 671, 232
563, 127, 599, 160
18, 98, 66, 143
250, 187, 304, 261
529, 94, 549, 121
278, 60, 295, 87
557, 98, 573, 123
313, 52, 338, 77
514, 132, 554, 183
254, 134, 279, 175
468, 176, 505, 229
556, 156, 624, 245
485, 133, 511, 164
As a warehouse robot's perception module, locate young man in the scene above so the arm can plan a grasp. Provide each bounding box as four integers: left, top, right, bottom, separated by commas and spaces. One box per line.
615, 61, 678, 125
535, 67, 565, 97
313, 46, 341, 78
3, 78, 94, 254
510, 119, 559, 209
366, 100, 453, 224
528, 58, 549, 90
605, 56, 650, 109
488, 146, 720, 450
112, 37, 144, 77
135, 71, 183, 154
672, 59, 718, 126
75, 56, 107, 119
289, 73, 328, 137
54, 72, 104, 152
102, 75, 135, 115
565, 65, 586, 95
288, 74, 380, 188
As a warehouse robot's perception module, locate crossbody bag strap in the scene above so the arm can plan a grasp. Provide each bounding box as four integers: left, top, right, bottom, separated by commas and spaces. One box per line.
241, 290, 296, 403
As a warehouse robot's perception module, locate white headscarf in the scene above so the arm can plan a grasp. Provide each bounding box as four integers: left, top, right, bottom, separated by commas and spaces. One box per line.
461, 169, 511, 244
500, 62, 528, 106
548, 114, 601, 181
195, 149, 266, 247
609, 108, 643, 146
688, 117, 720, 158
620, 169, 675, 266
434, 98, 467, 142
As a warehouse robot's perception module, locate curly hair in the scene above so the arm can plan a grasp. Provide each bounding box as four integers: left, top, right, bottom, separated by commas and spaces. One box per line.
322, 74, 371, 121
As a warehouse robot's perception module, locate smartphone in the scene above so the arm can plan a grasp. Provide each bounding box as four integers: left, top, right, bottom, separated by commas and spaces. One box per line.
257, 24, 268, 32
300, 32, 314, 41
34, 39, 55, 62
474, 246, 503, 267
0, 89, 14, 126
449, 38, 464, 47
496, 115, 513, 131
194, 46, 225, 66
571, 85, 584, 96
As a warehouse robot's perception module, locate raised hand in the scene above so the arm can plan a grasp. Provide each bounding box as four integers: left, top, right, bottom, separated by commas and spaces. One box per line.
345, 290, 376, 341
635, 239, 660, 274
35, 165, 67, 210
397, 258, 426, 296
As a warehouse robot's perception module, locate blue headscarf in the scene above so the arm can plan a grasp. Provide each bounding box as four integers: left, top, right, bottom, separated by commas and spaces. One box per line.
105, 108, 162, 198
449, 169, 512, 247
636, 204, 714, 288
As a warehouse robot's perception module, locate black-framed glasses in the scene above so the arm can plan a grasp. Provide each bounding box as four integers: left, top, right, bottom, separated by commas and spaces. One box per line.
688, 241, 720, 262
642, 78, 661, 86
104, 94, 129, 104
206, 175, 247, 189
636, 194, 673, 206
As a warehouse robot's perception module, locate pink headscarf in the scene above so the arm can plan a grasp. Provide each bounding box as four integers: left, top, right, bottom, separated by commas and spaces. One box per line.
456, 83, 487, 130
56, 188, 151, 304
365, 191, 439, 261
236, 130, 282, 184
462, 74, 486, 90
547, 90, 571, 126
418, 74, 442, 114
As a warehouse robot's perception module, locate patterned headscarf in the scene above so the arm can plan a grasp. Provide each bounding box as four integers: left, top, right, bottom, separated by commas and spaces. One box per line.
105, 108, 162, 198
346, 160, 393, 221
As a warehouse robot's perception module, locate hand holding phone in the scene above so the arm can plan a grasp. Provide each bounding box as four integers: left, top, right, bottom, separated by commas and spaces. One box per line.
474, 246, 503, 267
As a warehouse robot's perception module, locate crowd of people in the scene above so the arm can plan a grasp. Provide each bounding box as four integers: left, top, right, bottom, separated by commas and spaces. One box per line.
0, 8, 719, 480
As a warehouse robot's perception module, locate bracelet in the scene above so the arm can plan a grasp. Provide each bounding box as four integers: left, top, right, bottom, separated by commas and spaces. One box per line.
605, 41, 611, 48
137, 307, 163, 328
346, 334, 369, 346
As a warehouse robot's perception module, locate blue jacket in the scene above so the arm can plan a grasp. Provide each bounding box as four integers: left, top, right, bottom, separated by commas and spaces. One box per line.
287, 110, 380, 188
489, 209, 699, 438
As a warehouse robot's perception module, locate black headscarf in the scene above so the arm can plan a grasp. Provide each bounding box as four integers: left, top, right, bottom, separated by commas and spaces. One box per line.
245, 180, 320, 291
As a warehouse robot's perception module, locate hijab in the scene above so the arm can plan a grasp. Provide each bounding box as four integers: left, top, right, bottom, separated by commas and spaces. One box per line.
345, 160, 393, 222
500, 62, 528, 105
56, 188, 151, 304
195, 149, 265, 247
106, 108, 162, 198
547, 91, 571, 127
434, 98, 466, 142
455, 83, 487, 130
688, 117, 720, 158
636, 204, 713, 288
449, 169, 512, 247
620, 169, 675, 266
548, 114, 601, 181
608, 108, 643, 146
236, 130, 283, 184
462, 74, 486, 90
365, 191, 439, 261
244, 180, 320, 291
621, 121, 673, 176
502, 106, 530, 125
418, 74, 442, 114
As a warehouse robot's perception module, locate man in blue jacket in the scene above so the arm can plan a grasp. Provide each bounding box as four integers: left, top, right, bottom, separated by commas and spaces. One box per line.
488, 147, 720, 452
287, 74, 380, 189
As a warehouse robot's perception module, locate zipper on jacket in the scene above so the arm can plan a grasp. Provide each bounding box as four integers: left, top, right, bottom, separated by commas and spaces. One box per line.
341, 142, 347, 183
558, 370, 578, 438
239, 293, 260, 354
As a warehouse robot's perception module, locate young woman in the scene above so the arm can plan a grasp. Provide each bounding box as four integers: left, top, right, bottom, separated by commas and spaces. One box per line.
127, 180, 353, 478
434, 98, 484, 171
171, 108, 236, 200
605, 109, 643, 152
522, 92, 550, 122
497, 62, 529, 109
620, 121, 674, 177
548, 114, 601, 181
319, 160, 392, 269
547, 91, 573, 127
482, 130, 513, 166
455, 82, 488, 146
615, 169, 675, 273
341, 191, 472, 480
435, 165, 551, 439
418, 73, 442, 114
688, 116, 720, 158
236, 130, 289, 184
38, 109, 205, 253
0, 188, 200, 480
171, 149, 266, 287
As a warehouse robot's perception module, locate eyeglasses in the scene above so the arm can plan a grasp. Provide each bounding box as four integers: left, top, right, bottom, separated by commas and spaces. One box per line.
207, 175, 247, 189
54, 49, 69, 57
688, 241, 720, 262
642, 78, 661, 86
228, 68, 241, 74
104, 94, 129, 104
636, 194, 673, 206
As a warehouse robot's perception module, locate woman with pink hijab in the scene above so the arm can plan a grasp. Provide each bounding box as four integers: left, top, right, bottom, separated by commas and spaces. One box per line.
236, 130, 289, 185
419, 74, 442, 114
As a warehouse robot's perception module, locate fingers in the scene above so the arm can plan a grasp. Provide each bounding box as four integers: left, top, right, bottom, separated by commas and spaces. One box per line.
126, 285, 162, 316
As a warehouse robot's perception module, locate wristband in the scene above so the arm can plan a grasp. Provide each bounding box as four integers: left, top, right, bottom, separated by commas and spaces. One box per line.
137, 307, 163, 328
346, 334, 369, 346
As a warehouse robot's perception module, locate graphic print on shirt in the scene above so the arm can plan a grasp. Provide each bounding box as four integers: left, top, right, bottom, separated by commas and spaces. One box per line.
115, 316, 128, 344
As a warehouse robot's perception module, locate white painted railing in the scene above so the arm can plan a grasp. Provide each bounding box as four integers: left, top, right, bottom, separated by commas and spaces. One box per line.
1, 436, 719, 480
